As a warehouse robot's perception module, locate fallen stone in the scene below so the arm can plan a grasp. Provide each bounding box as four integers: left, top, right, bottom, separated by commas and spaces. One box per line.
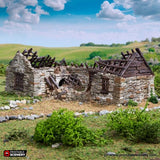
99, 110, 110, 116
20, 115, 25, 120
21, 100, 27, 104
10, 104, 17, 108
25, 115, 35, 120
86, 111, 95, 115
3, 139, 9, 143
17, 115, 22, 120
31, 114, 39, 119
29, 106, 33, 110
15, 100, 21, 104
5, 115, 9, 120
79, 102, 83, 105
9, 115, 18, 120
9, 100, 16, 106
105, 152, 116, 156
0, 107, 4, 110
152, 106, 160, 110
33, 99, 40, 104
74, 112, 82, 117
4, 106, 10, 110
39, 113, 44, 118
47, 113, 52, 117
117, 104, 121, 107
23, 107, 28, 110
0, 117, 7, 123
51, 143, 62, 148
26, 100, 31, 104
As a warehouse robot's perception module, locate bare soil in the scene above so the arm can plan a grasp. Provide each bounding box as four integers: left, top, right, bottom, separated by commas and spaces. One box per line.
0, 98, 160, 117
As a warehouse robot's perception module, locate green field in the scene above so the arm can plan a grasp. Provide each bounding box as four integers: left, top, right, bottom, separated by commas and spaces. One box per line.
0, 42, 149, 64
0, 42, 160, 160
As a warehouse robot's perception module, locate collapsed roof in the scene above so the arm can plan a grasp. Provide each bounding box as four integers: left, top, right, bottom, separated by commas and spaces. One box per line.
19, 47, 154, 77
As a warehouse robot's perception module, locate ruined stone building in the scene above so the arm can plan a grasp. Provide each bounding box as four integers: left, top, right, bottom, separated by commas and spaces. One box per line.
5, 48, 154, 105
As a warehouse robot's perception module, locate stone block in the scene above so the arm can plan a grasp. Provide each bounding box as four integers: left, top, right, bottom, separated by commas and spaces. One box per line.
129, 95, 134, 99
106, 98, 112, 103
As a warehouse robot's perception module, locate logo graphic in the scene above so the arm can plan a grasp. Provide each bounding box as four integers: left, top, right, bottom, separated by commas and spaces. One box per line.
4, 150, 10, 157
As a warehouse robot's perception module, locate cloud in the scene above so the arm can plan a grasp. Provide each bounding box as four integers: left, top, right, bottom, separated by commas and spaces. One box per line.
0, 0, 6, 7
0, 0, 50, 27
114, 0, 160, 21
4, 20, 32, 31
35, 6, 49, 15
97, 1, 136, 21
85, 17, 91, 21
44, 0, 67, 11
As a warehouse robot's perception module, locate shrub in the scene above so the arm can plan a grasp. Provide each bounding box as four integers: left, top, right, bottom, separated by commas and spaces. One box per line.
88, 51, 106, 60
148, 88, 158, 104
34, 109, 109, 147
127, 99, 138, 107
5, 128, 28, 141
0, 64, 7, 76
155, 74, 160, 97
148, 48, 155, 52
106, 106, 160, 143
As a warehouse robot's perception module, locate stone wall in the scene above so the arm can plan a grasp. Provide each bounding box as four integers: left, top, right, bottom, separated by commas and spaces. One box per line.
118, 75, 155, 104
6, 52, 155, 105
5, 52, 34, 96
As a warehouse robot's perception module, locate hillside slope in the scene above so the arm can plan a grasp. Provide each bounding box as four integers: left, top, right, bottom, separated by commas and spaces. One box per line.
0, 42, 152, 64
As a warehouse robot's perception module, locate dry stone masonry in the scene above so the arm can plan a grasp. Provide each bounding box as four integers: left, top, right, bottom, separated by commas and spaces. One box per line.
5, 48, 155, 105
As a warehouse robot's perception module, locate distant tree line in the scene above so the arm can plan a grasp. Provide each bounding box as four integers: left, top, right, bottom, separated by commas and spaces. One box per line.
80, 37, 160, 47
151, 37, 160, 42
80, 42, 127, 47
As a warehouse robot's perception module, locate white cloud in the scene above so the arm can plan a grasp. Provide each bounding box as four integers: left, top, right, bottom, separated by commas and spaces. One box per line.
19, 0, 38, 6
97, 1, 136, 21
4, 20, 32, 31
0, 0, 6, 7
0, 0, 50, 27
7, 3, 40, 24
114, 0, 160, 21
35, 6, 49, 15
44, 0, 67, 11
85, 17, 91, 21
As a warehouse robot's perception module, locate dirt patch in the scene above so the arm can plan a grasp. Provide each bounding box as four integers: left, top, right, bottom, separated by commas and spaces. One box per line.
0, 99, 160, 117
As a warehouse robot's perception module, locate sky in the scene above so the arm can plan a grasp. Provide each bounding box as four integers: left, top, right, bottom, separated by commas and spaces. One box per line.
0, 0, 160, 47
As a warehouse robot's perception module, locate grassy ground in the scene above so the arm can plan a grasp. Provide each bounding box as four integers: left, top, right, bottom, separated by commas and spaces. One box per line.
0, 114, 160, 160
0, 42, 160, 159
0, 42, 149, 64
0, 76, 160, 159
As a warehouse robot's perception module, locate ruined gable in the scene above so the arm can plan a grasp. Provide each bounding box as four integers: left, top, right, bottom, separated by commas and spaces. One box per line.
5, 48, 155, 105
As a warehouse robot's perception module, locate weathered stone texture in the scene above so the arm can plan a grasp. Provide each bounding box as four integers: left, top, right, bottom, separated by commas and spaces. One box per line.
5, 52, 155, 105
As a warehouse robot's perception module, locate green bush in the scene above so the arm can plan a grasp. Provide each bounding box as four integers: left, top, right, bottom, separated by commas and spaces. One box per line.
148, 96, 158, 104
155, 74, 160, 97
34, 109, 109, 147
148, 48, 155, 52
106, 106, 160, 143
88, 51, 106, 60
148, 88, 158, 104
127, 99, 138, 107
0, 64, 7, 76
5, 128, 28, 141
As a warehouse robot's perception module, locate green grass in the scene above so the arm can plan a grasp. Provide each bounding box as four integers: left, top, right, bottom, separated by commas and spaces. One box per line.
0, 114, 160, 160
0, 42, 149, 65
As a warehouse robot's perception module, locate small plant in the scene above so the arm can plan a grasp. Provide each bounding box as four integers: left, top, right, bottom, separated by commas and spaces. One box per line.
88, 51, 106, 60
148, 48, 155, 52
34, 109, 109, 147
148, 88, 158, 104
5, 128, 28, 141
127, 99, 138, 107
